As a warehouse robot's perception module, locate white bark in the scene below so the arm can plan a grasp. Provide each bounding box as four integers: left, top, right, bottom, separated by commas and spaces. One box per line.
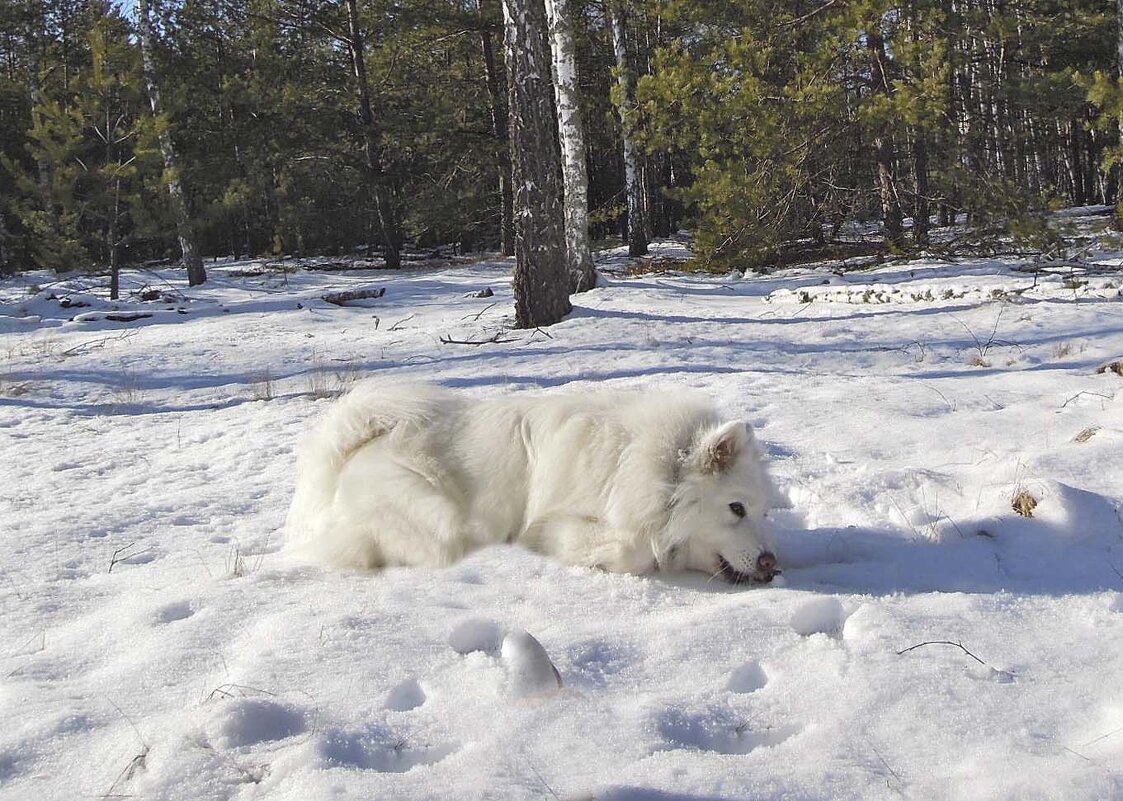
544, 0, 595, 292
1118, 0, 1123, 76
609, 3, 648, 256
136, 0, 206, 286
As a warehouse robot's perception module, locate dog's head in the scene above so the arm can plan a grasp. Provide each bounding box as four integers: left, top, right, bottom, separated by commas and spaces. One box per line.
662, 420, 780, 584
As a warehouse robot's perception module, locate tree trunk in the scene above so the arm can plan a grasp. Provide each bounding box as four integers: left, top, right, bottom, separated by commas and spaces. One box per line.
136, 0, 206, 287
544, 0, 596, 292
867, 29, 904, 251
912, 129, 930, 248
1070, 119, 1088, 205
0, 212, 10, 275
478, 0, 514, 257
1109, 0, 1121, 220
609, 2, 648, 257
27, 54, 51, 205
109, 177, 121, 301
502, 0, 572, 328
345, 0, 402, 269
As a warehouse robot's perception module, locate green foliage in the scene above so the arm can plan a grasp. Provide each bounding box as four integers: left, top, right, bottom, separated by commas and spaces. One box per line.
0, 0, 1116, 276
638, 0, 1111, 269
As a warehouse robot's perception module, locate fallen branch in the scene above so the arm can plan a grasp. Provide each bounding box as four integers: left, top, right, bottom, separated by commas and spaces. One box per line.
439, 331, 517, 346
460, 302, 497, 322
104, 312, 154, 323
1011, 260, 1123, 275
1061, 390, 1114, 409
321, 287, 385, 306
108, 542, 152, 573
60, 329, 139, 357
109, 543, 136, 573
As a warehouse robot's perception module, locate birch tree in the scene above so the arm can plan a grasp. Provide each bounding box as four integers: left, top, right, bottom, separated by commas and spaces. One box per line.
136, 0, 206, 286
544, 0, 596, 292
502, 0, 571, 328
609, 2, 648, 257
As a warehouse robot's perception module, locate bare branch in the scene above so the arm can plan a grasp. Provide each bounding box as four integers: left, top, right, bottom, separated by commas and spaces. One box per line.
896, 640, 988, 666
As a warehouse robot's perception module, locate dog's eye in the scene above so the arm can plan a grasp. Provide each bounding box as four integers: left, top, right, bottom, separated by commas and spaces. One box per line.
729, 502, 746, 519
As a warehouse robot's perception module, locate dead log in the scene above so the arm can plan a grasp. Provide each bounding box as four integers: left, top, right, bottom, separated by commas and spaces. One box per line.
321, 287, 386, 306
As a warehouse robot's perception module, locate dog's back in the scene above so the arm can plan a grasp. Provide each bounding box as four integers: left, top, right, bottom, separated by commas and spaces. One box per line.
285, 381, 463, 565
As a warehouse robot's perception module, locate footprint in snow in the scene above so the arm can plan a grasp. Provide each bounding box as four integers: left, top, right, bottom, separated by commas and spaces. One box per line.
153, 600, 195, 624
656, 708, 795, 755
567, 638, 637, 687
790, 597, 847, 637
727, 661, 768, 694
318, 724, 456, 773
448, 618, 502, 655
448, 620, 561, 697
208, 698, 307, 749
385, 678, 426, 712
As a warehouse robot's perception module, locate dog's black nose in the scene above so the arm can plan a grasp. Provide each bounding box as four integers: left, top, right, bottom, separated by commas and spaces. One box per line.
756, 552, 777, 572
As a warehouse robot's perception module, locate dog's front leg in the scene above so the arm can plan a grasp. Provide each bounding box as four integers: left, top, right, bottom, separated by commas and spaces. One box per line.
518, 514, 656, 575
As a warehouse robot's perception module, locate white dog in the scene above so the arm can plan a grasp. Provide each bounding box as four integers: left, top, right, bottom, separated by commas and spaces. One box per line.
286, 381, 780, 583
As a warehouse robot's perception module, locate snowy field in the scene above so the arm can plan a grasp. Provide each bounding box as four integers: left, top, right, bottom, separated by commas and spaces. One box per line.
2, 233, 1123, 800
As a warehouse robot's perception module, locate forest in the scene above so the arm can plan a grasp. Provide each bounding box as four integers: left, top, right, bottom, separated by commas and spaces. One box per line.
0, 0, 1118, 284
6, 3, 1123, 798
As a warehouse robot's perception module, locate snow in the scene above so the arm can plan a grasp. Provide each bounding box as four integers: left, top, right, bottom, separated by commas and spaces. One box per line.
2, 236, 1123, 800
501, 629, 563, 697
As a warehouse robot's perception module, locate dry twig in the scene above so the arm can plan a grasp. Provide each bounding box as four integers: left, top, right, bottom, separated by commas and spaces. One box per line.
439, 331, 517, 346
896, 640, 988, 666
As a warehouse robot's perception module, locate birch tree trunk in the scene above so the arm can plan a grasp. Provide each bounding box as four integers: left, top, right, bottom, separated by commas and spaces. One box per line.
544, 0, 596, 292
345, 0, 402, 269
1116, 0, 1123, 222
136, 0, 206, 286
502, 0, 572, 328
609, 3, 648, 256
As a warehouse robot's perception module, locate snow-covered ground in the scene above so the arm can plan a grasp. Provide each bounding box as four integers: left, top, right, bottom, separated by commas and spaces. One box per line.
2, 238, 1123, 800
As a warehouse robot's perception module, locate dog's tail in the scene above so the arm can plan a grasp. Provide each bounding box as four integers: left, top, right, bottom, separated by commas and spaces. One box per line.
285, 380, 448, 552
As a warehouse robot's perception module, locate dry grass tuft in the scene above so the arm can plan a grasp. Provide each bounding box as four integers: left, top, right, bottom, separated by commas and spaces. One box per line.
1073, 426, 1100, 444
1012, 489, 1038, 518
1052, 342, 1083, 359
249, 368, 275, 402
0, 376, 33, 397
305, 353, 334, 400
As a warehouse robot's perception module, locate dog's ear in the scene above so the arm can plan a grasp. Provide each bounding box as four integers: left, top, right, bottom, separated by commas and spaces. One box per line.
697, 421, 746, 474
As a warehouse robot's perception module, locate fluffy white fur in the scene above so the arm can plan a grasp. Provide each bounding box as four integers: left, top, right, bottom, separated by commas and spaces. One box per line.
286, 381, 779, 582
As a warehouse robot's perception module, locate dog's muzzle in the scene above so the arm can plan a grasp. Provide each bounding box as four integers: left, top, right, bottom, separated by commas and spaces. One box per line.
718, 552, 780, 584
